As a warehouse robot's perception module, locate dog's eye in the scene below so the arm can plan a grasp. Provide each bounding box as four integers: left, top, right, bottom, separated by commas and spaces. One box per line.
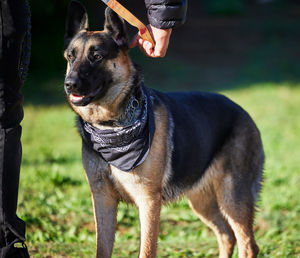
68, 54, 75, 61
94, 54, 102, 61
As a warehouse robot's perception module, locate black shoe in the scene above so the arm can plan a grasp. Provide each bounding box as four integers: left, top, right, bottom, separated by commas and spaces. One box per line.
1, 242, 29, 258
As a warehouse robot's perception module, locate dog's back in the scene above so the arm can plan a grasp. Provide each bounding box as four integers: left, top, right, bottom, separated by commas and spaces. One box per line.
151, 90, 263, 202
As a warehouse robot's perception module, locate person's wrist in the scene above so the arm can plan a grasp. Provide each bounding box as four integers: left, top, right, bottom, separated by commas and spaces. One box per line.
149, 26, 172, 57
150, 26, 172, 40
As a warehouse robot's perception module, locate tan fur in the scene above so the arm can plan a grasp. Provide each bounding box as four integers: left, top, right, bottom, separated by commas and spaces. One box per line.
185, 124, 261, 258
215, 172, 259, 258
186, 157, 236, 258
109, 104, 169, 257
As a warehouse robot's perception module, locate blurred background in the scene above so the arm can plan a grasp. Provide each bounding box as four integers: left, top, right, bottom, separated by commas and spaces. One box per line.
20, 0, 300, 256
26, 0, 300, 102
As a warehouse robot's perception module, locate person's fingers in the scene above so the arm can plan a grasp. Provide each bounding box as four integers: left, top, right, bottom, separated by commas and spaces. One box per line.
137, 38, 147, 56
138, 42, 153, 57
129, 26, 172, 58
143, 40, 154, 56
136, 37, 156, 57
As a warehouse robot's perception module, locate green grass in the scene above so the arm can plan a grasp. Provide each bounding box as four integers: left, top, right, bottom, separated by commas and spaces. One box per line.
19, 82, 300, 257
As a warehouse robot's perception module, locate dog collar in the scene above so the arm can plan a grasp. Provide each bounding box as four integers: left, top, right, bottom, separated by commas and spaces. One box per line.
79, 85, 155, 172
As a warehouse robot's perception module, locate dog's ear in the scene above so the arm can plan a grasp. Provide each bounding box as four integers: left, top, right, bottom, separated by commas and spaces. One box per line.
64, 0, 89, 49
104, 7, 129, 50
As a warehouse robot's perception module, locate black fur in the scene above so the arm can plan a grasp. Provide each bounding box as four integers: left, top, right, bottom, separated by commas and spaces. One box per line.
104, 8, 129, 49
64, 0, 89, 50
152, 90, 251, 200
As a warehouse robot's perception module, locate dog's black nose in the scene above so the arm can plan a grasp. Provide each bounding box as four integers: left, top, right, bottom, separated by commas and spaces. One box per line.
64, 74, 80, 92
64, 79, 77, 91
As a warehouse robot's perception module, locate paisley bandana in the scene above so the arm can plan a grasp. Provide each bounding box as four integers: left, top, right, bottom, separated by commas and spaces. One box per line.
80, 85, 155, 172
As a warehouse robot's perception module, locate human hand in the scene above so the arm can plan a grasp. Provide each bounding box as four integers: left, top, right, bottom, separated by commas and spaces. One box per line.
130, 25, 172, 58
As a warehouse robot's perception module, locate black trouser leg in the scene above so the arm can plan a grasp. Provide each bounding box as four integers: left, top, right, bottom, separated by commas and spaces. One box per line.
0, 0, 30, 256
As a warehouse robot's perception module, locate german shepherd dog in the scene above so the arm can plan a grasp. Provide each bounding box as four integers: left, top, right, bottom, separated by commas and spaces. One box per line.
64, 1, 264, 257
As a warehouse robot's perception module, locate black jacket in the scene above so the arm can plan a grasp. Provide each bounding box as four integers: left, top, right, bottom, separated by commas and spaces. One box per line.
145, 0, 187, 29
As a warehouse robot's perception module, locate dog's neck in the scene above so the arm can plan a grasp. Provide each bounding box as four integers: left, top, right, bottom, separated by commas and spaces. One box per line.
96, 84, 144, 128
78, 82, 155, 172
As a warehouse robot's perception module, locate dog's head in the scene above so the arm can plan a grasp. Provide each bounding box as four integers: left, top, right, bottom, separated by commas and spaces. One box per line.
64, 1, 133, 111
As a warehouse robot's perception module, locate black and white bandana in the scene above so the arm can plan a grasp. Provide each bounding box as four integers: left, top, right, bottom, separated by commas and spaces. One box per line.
80, 85, 155, 172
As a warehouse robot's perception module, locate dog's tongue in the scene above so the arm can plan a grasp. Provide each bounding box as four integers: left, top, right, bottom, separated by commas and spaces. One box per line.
72, 94, 82, 97
70, 94, 84, 102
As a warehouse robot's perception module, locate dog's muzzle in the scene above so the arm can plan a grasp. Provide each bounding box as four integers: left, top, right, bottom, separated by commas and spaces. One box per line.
64, 73, 97, 106
65, 78, 86, 105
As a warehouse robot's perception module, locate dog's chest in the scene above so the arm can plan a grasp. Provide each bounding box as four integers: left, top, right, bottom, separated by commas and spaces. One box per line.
109, 166, 148, 204
107, 103, 171, 205
78, 85, 156, 173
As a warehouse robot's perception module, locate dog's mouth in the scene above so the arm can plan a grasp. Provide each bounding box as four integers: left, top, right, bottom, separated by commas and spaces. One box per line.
70, 93, 84, 102
68, 93, 91, 106
68, 87, 104, 106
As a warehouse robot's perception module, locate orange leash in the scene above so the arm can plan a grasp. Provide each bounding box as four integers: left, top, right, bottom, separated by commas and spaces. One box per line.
104, 0, 155, 46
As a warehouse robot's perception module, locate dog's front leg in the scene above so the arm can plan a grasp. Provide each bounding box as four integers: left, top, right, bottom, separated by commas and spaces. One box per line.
137, 194, 162, 258
83, 145, 118, 258
91, 188, 118, 258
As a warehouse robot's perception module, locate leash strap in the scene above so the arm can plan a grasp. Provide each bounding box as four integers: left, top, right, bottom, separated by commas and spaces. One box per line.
102, 0, 155, 46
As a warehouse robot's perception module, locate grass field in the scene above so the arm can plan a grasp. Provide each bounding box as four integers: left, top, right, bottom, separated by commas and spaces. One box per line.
17, 81, 300, 257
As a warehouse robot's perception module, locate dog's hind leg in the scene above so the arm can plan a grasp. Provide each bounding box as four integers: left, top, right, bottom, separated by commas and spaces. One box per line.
215, 177, 259, 258
214, 121, 264, 258
186, 165, 236, 258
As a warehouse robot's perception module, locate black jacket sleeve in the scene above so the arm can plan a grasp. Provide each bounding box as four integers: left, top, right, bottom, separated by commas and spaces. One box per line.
145, 0, 187, 29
